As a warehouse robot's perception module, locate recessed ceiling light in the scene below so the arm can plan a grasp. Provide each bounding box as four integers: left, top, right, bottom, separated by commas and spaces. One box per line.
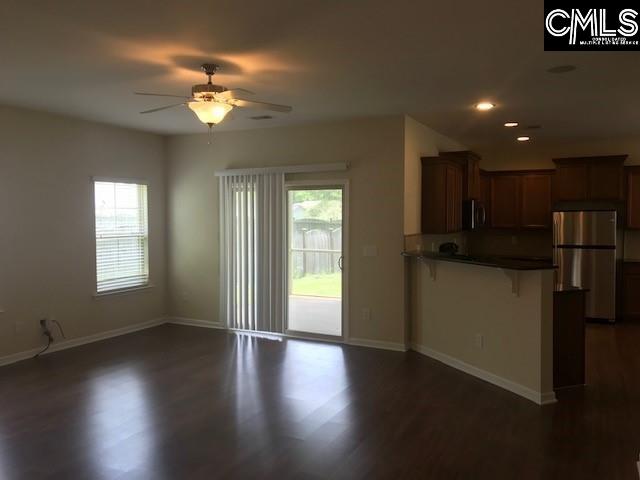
475, 102, 495, 111
504, 122, 519, 127
547, 65, 577, 74
517, 136, 530, 142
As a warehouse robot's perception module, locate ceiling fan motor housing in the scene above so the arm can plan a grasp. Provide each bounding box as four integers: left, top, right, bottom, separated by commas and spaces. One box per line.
192, 83, 228, 100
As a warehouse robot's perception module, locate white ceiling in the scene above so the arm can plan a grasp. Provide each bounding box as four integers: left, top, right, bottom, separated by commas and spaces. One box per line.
1, 0, 639, 149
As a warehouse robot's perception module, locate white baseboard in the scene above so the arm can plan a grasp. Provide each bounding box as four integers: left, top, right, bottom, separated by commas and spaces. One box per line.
347, 337, 408, 352
0, 318, 167, 368
410, 343, 557, 406
167, 317, 225, 329
0, 315, 406, 368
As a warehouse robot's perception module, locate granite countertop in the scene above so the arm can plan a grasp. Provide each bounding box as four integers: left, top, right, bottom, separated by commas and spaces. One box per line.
402, 251, 557, 271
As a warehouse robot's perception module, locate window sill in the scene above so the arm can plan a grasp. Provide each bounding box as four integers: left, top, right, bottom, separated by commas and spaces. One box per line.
93, 284, 155, 299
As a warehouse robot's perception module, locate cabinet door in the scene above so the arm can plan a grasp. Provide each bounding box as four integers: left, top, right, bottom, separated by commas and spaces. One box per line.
521, 174, 552, 229
627, 169, 640, 229
624, 263, 640, 318
467, 156, 481, 200
590, 161, 624, 200
554, 163, 589, 201
445, 165, 463, 232
421, 163, 448, 233
490, 175, 520, 228
480, 174, 491, 227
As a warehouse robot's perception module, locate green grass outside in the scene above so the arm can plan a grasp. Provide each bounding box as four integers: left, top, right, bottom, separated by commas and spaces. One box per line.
291, 272, 341, 298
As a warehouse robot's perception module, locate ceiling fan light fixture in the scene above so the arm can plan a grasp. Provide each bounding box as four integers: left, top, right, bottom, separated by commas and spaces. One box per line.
188, 100, 233, 126
475, 101, 495, 111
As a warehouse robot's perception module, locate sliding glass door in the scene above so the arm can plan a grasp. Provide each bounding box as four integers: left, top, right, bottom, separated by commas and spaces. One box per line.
286, 184, 346, 338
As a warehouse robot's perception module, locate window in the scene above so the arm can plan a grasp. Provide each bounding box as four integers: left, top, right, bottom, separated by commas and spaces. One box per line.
94, 180, 149, 293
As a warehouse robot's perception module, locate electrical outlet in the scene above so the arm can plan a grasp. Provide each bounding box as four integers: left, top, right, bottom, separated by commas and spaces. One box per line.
474, 333, 484, 349
362, 308, 371, 322
40, 318, 54, 342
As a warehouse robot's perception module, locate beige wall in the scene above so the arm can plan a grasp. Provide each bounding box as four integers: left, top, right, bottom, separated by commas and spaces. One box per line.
475, 135, 640, 171
166, 116, 408, 344
410, 259, 554, 402
0, 106, 167, 358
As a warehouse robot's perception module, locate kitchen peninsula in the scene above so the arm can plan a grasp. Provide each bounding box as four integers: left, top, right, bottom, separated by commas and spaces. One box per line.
404, 250, 557, 405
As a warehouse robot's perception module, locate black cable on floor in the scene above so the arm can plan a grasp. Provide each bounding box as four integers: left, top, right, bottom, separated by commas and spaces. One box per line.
33, 336, 52, 358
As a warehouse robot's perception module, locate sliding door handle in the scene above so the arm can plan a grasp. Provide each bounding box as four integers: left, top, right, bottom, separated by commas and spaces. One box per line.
338, 255, 344, 271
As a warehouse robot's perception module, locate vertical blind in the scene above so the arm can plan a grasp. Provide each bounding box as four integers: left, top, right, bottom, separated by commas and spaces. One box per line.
94, 181, 149, 293
219, 173, 285, 333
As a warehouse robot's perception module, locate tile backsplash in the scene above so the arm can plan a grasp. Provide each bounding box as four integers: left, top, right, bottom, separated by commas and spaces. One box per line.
467, 230, 552, 258
404, 233, 468, 254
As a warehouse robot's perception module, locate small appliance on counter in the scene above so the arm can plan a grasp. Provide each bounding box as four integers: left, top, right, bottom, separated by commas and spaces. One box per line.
438, 241, 459, 255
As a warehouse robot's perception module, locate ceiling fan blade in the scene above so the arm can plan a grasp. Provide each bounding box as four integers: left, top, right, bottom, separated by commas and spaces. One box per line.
135, 92, 192, 100
217, 88, 255, 99
140, 103, 186, 114
231, 99, 292, 113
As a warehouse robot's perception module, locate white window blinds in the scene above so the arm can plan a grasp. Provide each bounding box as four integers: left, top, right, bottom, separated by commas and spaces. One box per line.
94, 181, 149, 293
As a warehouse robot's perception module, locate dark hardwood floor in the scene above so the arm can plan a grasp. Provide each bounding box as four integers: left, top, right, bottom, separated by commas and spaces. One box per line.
0, 323, 639, 479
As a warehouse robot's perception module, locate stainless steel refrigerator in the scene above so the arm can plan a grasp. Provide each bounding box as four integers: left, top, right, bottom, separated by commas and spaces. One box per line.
553, 211, 621, 322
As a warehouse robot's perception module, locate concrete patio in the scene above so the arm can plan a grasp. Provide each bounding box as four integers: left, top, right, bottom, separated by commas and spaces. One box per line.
288, 295, 342, 336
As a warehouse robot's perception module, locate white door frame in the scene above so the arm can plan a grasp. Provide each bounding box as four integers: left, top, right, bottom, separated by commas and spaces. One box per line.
284, 179, 350, 342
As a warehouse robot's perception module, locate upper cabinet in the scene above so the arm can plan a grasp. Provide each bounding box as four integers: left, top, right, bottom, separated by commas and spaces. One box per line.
490, 174, 520, 228
628, 167, 640, 229
440, 151, 482, 200
553, 156, 626, 202
488, 171, 553, 230
421, 151, 481, 234
521, 173, 553, 229
421, 156, 464, 234
553, 162, 589, 201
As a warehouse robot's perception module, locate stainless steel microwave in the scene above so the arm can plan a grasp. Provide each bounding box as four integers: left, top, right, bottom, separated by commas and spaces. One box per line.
463, 199, 486, 230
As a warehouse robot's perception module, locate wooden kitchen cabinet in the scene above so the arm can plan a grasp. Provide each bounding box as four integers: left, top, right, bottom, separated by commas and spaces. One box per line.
553, 156, 626, 202
627, 167, 640, 229
480, 172, 491, 226
623, 262, 640, 319
520, 173, 552, 229
421, 157, 463, 233
440, 151, 482, 200
554, 161, 589, 201
590, 159, 625, 200
487, 171, 553, 229
490, 174, 520, 228
445, 164, 463, 232
553, 289, 586, 389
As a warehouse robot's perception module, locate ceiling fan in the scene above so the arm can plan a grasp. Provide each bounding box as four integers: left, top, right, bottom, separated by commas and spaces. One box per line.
135, 63, 292, 129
